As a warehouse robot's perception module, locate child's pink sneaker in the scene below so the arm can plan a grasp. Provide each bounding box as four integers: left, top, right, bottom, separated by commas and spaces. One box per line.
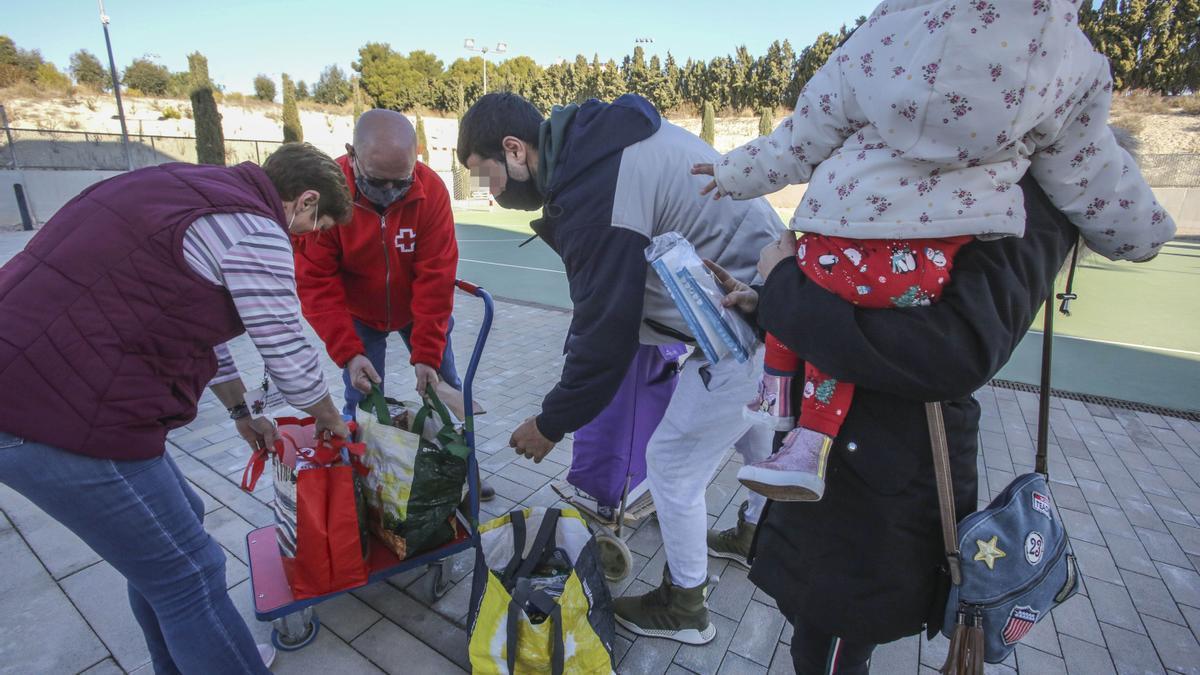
737, 427, 833, 502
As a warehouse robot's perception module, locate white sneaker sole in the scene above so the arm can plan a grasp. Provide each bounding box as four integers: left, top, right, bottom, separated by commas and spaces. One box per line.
707, 547, 750, 569
615, 615, 717, 645
737, 464, 825, 502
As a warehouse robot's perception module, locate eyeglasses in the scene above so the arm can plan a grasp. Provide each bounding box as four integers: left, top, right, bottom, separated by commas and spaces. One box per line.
353, 155, 414, 191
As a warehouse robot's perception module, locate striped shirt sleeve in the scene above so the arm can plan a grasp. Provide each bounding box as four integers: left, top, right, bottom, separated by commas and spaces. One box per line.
183, 213, 330, 409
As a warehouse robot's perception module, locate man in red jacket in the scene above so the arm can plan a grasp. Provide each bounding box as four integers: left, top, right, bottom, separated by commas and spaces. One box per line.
294, 109, 460, 415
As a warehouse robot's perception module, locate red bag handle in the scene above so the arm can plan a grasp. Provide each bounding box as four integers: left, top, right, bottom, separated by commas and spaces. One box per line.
239, 419, 362, 492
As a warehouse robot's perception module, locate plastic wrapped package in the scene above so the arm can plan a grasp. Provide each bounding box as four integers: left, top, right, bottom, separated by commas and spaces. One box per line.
645, 232, 758, 364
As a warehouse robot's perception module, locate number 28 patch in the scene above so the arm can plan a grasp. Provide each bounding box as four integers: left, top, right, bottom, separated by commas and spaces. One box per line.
1025, 531, 1045, 565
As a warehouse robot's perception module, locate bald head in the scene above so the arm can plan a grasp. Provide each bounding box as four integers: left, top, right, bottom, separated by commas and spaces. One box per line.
348, 109, 417, 182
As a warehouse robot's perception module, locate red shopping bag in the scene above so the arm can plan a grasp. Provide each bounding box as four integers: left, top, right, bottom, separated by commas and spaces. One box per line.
241, 417, 370, 600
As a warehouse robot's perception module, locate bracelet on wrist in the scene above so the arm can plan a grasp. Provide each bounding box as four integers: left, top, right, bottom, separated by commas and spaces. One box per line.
228, 403, 250, 420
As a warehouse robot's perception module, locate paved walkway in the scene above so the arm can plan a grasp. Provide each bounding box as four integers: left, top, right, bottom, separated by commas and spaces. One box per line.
1, 228, 1199, 674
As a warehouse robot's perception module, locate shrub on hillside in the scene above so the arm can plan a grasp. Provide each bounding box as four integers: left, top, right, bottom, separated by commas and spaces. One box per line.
253, 74, 276, 102
122, 58, 170, 96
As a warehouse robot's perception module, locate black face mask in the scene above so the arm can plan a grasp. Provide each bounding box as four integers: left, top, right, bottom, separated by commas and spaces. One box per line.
495, 156, 543, 211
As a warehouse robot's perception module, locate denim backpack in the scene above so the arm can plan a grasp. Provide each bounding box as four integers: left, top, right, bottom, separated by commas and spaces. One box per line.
928, 403, 1080, 671
933, 252, 1083, 672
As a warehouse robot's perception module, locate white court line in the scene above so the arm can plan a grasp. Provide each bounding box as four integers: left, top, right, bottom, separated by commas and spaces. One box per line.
1028, 330, 1200, 357
455, 263, 1200, 357
459, 258, 566, 274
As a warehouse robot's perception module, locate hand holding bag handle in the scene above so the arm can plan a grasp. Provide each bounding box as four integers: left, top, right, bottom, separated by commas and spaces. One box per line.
359, 385, 394, 425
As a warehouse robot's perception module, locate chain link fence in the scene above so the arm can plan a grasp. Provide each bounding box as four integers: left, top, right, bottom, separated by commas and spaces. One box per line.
0, 128, 284, 171
1134, 153, 1200, 188
3, 125, 1199, 187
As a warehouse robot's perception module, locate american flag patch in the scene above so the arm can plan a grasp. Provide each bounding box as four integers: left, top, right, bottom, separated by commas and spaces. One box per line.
1002, 605, 1040, 645
1032, 491, 1052, 518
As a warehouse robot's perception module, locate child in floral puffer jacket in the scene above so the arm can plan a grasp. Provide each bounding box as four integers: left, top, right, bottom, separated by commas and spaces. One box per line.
693, 0, 1176, 502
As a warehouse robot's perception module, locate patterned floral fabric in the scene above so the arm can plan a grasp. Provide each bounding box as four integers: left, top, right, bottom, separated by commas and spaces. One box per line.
714, 0, 1175, 262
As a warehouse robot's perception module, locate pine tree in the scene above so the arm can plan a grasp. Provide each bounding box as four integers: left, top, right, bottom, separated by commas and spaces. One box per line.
795, 32, 840, 96
69, 49, 108, 91
415, 113, 428, 163
731, 45, 756, 112
188, 52, 225, 166
1149, 0, 1200, 94
597, 59, 624, 101
759, 108, 775, 137
282, 73, 303, 143
701, 100, 715, 146
664, 52, 682, 110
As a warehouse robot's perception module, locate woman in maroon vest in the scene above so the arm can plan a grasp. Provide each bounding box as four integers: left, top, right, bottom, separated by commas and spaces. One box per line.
0, 143, 352, 673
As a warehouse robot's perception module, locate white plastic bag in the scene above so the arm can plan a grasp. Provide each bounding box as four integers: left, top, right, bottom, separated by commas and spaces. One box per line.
645, 232, 758, 364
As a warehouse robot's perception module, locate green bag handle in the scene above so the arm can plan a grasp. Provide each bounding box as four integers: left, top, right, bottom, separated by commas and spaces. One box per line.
357, 384, 392, 425
411, 384, 457, 440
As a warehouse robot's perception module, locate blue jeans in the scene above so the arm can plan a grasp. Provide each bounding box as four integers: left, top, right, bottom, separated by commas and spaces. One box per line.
0, 431, 269, 675
341, 317, 462, 417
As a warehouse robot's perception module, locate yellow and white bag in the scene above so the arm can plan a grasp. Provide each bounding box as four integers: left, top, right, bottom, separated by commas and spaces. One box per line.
468, 508, 614, 674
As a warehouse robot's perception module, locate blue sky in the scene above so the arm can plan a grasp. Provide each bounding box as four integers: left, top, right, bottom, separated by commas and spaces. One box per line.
8, 0, 881, 96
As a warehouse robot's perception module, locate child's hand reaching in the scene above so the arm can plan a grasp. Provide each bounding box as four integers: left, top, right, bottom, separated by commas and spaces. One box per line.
691, 163, 726, 200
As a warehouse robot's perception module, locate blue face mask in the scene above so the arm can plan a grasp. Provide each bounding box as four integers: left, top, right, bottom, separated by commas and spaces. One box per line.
353, 156, 413, 208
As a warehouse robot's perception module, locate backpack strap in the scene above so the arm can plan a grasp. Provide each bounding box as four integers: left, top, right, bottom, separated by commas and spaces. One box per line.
927, 402, 962, 586
1037, 244, 1080, 477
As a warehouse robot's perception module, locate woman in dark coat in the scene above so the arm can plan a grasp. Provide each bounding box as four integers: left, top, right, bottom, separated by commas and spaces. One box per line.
710, 176, 1078, 673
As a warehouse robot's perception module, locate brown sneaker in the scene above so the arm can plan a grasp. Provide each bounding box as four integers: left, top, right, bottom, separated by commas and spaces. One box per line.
613, 567, 716, 645
707, 501, 756, 569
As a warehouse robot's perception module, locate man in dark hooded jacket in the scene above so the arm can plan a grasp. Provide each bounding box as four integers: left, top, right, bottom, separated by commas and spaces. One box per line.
458, 92, 783, 644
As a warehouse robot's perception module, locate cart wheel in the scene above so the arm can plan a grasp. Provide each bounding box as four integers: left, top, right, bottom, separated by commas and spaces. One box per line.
595, 532, 632, 583
271, 608, 320, 652
431, 562, 453, 599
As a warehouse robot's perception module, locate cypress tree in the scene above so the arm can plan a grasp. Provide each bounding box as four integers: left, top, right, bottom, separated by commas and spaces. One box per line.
415, 113, 428, 163
701, 100, 715, 146
758, 108, 775, 137
282, 73, 303, 143
188, 52, 225, 166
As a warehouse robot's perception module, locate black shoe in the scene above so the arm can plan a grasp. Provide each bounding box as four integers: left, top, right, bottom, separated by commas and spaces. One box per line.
480, 479, 495, 502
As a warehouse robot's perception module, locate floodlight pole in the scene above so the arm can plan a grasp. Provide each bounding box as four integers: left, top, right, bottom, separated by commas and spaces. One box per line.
98, 0, 133, 170
464, 39, 508, 95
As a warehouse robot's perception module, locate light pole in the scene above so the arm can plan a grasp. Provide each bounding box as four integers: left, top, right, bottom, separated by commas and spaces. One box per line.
463, 39, 508, 94
98, 0, 133, 171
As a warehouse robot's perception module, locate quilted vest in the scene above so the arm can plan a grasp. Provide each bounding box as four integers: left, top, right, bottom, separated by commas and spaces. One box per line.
0, 162, 287, 460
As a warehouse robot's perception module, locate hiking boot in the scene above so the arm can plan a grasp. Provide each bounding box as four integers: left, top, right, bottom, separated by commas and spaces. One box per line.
744, 372, 795, 431
737, 427, 833, 502
707, 501, 756, 569
614, 567, 716, 645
